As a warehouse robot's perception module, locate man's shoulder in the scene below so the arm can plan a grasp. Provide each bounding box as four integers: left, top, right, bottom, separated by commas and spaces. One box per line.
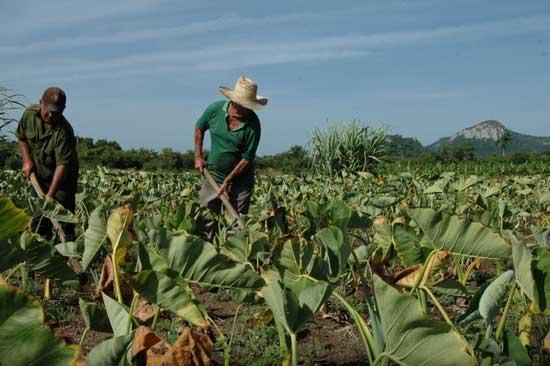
26, 104, 40, 112
59, 118, 75, 136
205, 100, 226, 112
21, 104, 39, 120
247, 112, 261, 131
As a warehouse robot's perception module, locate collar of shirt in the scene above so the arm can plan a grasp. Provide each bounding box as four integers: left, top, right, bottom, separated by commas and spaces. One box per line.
34, 108, 63, 140
223, 101, 249, 132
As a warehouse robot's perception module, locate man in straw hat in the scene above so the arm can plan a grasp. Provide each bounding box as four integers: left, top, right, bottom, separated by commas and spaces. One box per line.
194, 76, 267, 234
16, 86, 79, 241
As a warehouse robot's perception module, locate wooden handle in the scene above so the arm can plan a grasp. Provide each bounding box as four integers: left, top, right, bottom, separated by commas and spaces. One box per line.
202, 168, 245, 229
29, 173, 66, 243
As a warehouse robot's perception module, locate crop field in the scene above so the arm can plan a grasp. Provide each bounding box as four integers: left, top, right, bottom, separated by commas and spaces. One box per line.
1, 167, 549, 365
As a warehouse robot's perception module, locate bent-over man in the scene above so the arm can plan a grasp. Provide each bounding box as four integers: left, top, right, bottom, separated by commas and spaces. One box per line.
194, 76, 268, 235
17, 86, 79, 241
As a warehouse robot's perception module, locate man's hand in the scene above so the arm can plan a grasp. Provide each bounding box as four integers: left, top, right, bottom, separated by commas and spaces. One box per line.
22, 161, 34, 179
217, 180, 229, 198
195, 157, 207, 172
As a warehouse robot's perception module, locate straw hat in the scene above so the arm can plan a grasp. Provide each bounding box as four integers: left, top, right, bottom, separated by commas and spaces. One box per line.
219, 76, 268, 110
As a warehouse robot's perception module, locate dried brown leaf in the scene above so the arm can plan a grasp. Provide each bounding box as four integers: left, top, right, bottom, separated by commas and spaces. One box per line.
133, 297, 157, 323
162, 327, 214, 366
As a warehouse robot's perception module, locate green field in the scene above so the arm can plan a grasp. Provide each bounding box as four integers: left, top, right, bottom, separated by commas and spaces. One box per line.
1, 166, 549, 365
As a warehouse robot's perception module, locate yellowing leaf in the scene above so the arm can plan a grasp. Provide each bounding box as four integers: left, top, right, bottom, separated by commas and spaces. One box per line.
107, 204, 134, 265
0, 198, 30, 241
396, 251, 449, 288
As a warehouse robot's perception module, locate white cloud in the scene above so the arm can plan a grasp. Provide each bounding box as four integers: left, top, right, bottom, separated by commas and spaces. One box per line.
5, 13, 550, 83
0, 0, 161, 34
0, 13, 318, 55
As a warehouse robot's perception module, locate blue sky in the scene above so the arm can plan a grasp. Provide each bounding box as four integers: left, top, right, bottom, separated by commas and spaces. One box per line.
1, 0, 549, 155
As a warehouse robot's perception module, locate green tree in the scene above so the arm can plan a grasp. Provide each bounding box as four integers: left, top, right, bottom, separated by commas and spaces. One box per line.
496, 131, 513, 156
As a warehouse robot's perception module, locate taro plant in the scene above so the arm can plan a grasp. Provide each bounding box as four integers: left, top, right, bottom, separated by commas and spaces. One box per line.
0, 281, 80, 365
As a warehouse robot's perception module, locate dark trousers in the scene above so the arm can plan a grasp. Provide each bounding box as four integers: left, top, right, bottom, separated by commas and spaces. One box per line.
199, 176, 253, 240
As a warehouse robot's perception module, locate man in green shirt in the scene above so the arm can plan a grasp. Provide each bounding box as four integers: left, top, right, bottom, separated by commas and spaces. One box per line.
194, 76, 268, 233
16, 87, 79, 241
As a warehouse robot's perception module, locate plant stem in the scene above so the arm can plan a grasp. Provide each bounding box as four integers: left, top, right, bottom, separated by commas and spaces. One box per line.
20, 265, 28, 290
151, 306, 161, 330
112, 215, 129, 304
495, 283, 516, 342
275, 319, 290, 364
111, 255, 123, 304
333, 291, 376, 364
79, 327, 90, 346
207, 315, 229, 366
417, 288, 427, 314
290, 333, 298, 366
424, 287, 476, 363
44, 278, 52, 300
4, 262, 24, 281
126, 292, 138, 334
410, 250, 436, 294
226, 304, 242, 366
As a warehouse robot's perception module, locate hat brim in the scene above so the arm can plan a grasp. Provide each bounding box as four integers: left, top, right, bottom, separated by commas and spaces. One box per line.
219, 86, 268, 110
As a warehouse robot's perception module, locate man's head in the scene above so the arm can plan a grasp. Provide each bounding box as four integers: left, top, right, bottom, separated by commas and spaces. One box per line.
228, 101, 252, 119
39, 87, 66, 123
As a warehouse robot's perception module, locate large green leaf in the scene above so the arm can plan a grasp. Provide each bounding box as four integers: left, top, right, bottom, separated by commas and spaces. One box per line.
372, 217, 392, 250
0, 240, 25, 272
316, 226, 351, 281
261, 273, 332, 335
410, 208, 511, 259
393, 223, 425, 266
0, 198, 30, 241
143, 233, 263, 290
79, 298, 112, 333
0, 284, 79, 366
86, 333, 133, 366
82, 205, 109, 271
373, 274, 474, 366
432, 278, 469, 297
21, 232, 76, 281
368, 196, 401, 208
126, 269, 208, 328
504, 329, 531, 366
510, 233, 537, 303
453, 175, 483, 192
221, 230, 268, 265
479, 270, 514, 325
102, 293, 133, 336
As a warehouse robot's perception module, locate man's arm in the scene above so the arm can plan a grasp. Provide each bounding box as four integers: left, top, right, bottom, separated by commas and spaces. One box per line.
18, 140, 34, 179
216, 159, 250, 196
46, 165, 66, 199
194, 127, 207, 172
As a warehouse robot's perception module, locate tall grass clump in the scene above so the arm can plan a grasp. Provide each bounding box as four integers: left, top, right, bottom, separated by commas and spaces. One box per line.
0, 85, 25, 140
309, 120, 387, 176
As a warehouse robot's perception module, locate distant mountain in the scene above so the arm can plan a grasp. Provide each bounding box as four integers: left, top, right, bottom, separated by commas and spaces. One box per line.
426, 120, 550, 156
385, 134, 425, 157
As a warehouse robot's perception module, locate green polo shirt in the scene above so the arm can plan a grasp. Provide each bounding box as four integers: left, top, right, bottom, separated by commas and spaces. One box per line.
196, 100, 261, 184
16, 105, 79, 202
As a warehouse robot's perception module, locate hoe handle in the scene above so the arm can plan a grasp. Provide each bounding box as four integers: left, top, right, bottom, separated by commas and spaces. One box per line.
202, 168, 245, 229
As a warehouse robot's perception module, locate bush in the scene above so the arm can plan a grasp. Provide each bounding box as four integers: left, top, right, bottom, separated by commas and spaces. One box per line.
309, 120, 387, 176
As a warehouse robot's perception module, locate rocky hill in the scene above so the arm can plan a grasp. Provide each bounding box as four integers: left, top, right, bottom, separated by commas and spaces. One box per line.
426, 120, 550, 156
